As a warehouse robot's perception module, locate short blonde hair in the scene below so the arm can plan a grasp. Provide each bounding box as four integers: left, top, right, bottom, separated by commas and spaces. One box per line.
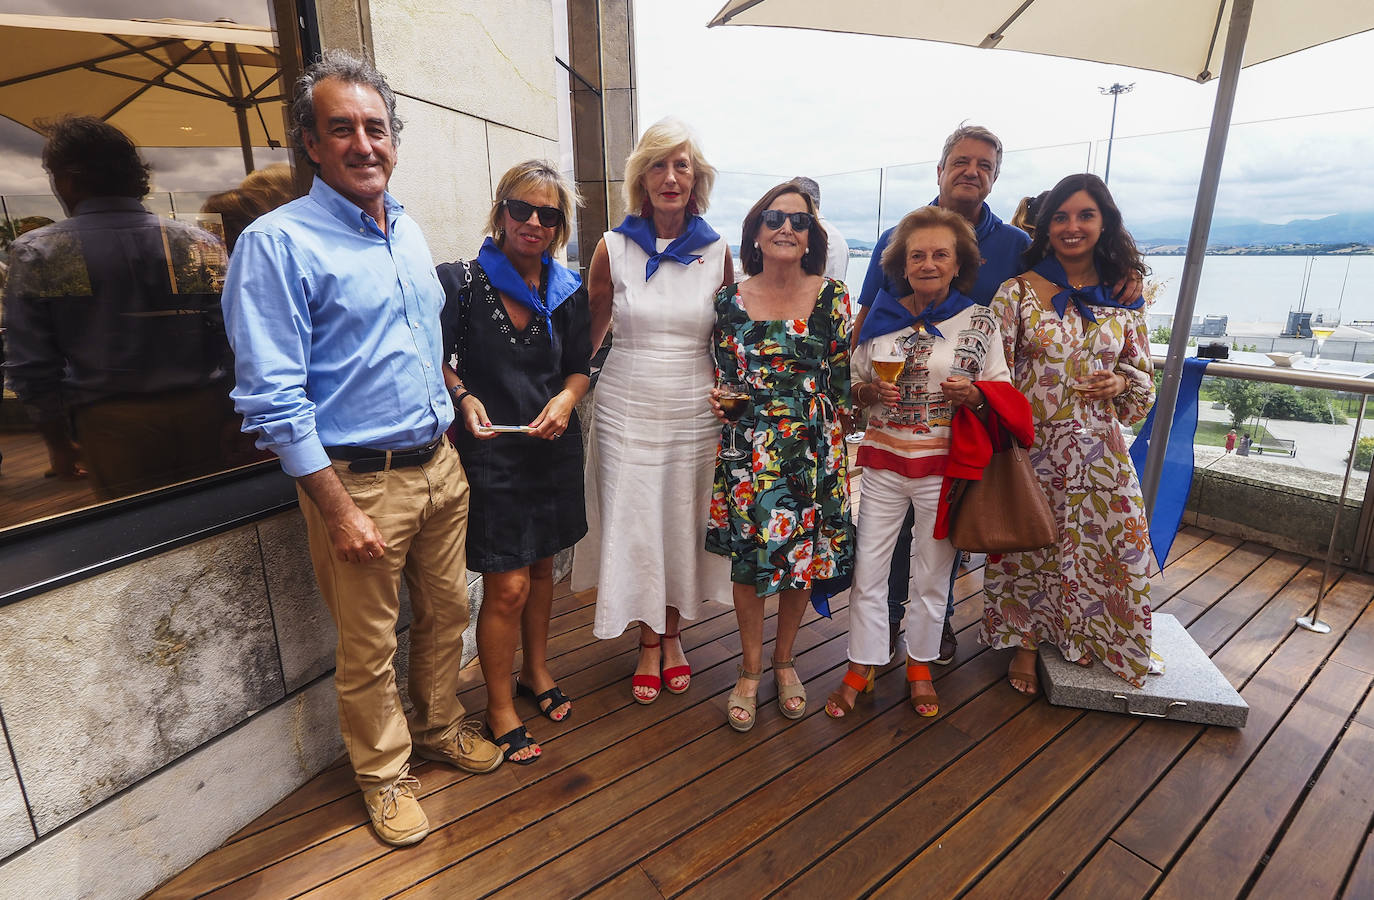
487, 159, 581, 252
623, 117, 717, 216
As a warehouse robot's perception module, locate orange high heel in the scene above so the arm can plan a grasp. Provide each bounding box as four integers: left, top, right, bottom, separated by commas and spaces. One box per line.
906, 661, 939, 718
825, 665, 875, 718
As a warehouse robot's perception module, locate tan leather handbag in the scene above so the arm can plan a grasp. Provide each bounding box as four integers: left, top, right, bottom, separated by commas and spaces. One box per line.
947, 435, 1057, 553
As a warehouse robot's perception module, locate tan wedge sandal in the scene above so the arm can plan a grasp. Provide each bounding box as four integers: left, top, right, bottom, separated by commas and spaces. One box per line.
772, 657, 807, 720
728, 666, 763, 732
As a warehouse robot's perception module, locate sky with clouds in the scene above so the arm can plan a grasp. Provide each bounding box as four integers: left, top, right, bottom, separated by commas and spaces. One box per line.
634, 1, 1374, 245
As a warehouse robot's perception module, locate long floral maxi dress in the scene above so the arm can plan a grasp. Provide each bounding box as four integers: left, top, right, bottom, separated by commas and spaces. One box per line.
705, 277, 855, 599
983, 277, 1157, 686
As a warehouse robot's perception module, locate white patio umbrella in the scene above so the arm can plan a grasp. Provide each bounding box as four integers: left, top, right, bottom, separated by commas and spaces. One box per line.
0, 14, 285, 174
708, 0, 1374, 521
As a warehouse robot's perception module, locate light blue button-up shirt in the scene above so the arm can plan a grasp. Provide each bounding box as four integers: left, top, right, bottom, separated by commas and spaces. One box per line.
222, 177, 452, 477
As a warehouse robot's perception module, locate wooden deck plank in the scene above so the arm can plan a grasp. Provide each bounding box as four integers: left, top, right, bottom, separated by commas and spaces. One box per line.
1250, 702, 1374, 899
583, 865, 665, 899
197, 633, 752, 899
768, 699, 1082, 898
1344, 830, 1374, 900
867, 712, 1137, 898
388, 630, 859, 898
1152, 659, 1373, 899
1114, 568, 1373, 870
1148, 532, 1244, 604
667, 684, 1023, 897
146, 531, 1374, 900
1056, 840, 1160, 900
962, 717, 1195, 900
642, 652, 1013, 897
1178, 550, 1306, 653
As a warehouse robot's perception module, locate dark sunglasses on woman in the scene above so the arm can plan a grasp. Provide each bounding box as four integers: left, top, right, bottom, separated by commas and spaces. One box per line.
505, 197, 564, 228
760, 209, 813, 231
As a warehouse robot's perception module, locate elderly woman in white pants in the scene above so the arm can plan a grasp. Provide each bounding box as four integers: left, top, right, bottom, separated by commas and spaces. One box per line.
825, 205, 1013, 720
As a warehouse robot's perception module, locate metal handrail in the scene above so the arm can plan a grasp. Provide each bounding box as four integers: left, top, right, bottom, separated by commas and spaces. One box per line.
1150, 355, 1374, 395
1149, 353, 1371, 634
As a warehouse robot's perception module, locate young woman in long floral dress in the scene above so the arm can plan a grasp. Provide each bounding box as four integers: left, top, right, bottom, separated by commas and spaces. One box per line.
983, 173, 1156, 692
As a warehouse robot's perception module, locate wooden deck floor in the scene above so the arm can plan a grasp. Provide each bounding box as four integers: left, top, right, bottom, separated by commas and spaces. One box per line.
152, 527, 1374, 899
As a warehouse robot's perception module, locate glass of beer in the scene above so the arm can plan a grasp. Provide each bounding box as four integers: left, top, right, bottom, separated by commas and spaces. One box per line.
718, 382, 751, 461
872, 340, 906, 386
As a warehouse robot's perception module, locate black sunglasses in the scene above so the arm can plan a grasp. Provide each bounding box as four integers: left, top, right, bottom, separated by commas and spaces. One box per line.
504, 198, 564, 228
760, 209, 813, 231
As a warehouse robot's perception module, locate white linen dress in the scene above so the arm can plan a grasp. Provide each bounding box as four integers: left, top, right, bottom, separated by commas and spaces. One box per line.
575, 231, 732, 637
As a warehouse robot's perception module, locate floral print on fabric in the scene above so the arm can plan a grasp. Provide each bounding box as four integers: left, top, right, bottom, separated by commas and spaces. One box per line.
706, 278, 855, 597
982, 277, 1156, 687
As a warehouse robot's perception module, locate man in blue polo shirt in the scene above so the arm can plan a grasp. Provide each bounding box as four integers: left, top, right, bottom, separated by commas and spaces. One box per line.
852, 124, 1031, 665
222, 50, 500, 847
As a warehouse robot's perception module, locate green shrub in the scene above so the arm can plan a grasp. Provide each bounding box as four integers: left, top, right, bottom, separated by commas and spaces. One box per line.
1355, 436, 1374, 472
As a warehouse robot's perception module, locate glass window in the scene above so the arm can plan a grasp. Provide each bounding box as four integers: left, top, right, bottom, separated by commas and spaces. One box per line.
0, 1, 298, 533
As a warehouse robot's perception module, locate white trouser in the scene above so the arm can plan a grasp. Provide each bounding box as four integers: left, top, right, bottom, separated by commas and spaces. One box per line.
848, 468, 957, 665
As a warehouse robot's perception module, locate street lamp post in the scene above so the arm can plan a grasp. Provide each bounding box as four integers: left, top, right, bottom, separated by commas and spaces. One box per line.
1099, 82, 1135, 185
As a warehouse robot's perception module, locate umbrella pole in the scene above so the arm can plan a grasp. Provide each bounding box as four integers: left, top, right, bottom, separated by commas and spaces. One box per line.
1141, 0, 1253, 512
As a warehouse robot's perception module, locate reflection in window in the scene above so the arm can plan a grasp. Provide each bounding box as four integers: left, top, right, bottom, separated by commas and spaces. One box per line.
0, 4, 295, 532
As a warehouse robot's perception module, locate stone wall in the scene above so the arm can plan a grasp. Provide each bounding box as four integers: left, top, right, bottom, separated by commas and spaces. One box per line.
0, 510, 488, 899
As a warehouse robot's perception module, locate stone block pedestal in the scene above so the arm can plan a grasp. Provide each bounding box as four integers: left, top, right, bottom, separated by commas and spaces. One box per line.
1040, 613, 1249, 727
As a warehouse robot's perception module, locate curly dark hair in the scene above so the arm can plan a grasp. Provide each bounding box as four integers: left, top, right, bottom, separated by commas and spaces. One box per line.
738, 181, 828, 277
289, 49, 403, 172
1023, 173, 1148, 289
40, 116, 150, 199
879, 205, 981, 297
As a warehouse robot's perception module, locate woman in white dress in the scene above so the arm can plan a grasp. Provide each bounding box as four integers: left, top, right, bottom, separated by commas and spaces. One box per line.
574, 118, 734, 703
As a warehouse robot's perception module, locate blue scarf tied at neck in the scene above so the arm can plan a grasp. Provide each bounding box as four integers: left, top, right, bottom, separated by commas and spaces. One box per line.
1031, 256, 1143, 323
612, 214, 720, 281
857, 287, 977, 346
476, 236, 583, 333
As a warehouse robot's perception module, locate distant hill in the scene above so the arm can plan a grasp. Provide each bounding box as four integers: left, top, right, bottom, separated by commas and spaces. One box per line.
1133, 210, 1374, 247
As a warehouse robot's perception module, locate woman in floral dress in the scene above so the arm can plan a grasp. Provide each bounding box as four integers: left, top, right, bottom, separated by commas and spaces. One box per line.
706, 182, 854, 732
984, 173, 1156, 692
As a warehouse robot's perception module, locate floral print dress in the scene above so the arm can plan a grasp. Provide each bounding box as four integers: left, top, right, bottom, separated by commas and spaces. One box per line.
705, 277, 855, 598
983, 277, 1156, 686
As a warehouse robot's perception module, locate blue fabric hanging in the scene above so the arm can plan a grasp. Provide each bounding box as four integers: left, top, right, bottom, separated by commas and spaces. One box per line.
611, 214, 720, 280
1130, 356, 1211, 571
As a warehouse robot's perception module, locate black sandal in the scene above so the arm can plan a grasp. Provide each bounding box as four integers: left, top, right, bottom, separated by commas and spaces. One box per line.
515, 679, 573, 722
491, 725, 541, 765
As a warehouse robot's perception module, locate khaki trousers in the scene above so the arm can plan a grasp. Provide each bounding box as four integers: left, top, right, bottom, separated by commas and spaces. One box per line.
297, 439, 471, 789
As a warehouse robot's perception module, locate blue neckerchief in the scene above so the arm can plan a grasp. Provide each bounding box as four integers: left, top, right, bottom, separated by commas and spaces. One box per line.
476, 236, 582, 332
856, 287, 976, 345
611, 214, 720, 280
1031, 256, 1143, 323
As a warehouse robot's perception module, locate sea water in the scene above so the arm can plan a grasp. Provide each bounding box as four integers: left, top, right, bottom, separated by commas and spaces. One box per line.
844, 254, 1374, 330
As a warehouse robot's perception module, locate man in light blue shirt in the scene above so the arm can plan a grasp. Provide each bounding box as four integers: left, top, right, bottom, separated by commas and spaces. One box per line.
222, 50, 500, 848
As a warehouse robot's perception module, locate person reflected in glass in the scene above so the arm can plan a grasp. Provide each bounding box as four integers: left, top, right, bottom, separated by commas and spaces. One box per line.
706, 182, 854, 731
2, 116, 231, 500
575, 118, 734, 704
827, 206, 1014, 720
984, 173, 1156, 694
438, 161, 589, 765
